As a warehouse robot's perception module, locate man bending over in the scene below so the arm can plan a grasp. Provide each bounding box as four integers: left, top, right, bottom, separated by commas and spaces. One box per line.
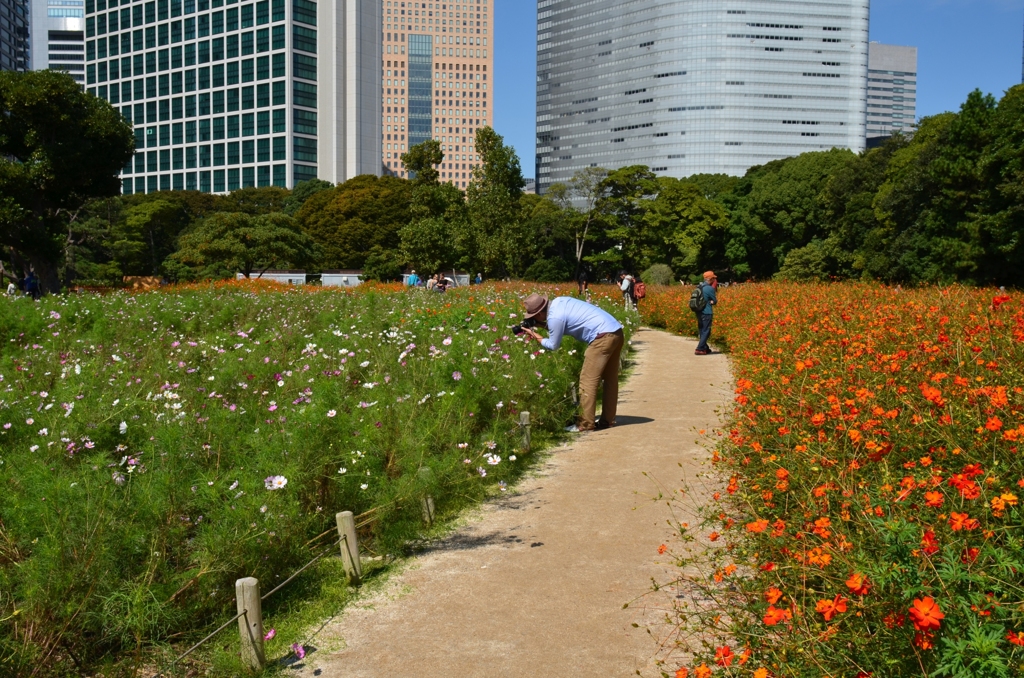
520, 294, 624, 432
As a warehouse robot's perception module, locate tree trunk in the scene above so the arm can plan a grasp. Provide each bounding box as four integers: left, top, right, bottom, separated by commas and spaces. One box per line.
30, 256, 62, 295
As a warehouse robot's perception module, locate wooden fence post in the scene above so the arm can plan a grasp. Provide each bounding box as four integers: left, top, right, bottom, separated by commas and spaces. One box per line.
418, 467, 436, 525
235, 577, 265, 672
520, 411, 531, 452
336, 511, 362, 584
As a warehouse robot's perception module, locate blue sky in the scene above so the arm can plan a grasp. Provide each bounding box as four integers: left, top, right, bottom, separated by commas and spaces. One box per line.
493, 0, 1024, 178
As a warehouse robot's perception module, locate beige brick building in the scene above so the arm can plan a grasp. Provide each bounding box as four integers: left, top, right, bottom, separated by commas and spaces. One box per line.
381, 0, 492, 189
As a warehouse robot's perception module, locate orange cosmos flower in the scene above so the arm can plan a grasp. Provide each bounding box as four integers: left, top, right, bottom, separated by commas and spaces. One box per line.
815, 595, 849, 621
914, 631, 936, 650
765, 587, 784, 604
985, 417, 1004, 431
714, 646, 735, 667
909, 597, 944, 631
694, 665, 712, 678
746, 519, 769, 534
1007, 631, 1024, 647
845, 573, 871, 596
753, 669, 770, 678
762, 606, 792, 626
924, 491, 944, 508
658, 544, 668, 555
675, 669, 689, 678
921, 529, 940, 556
949, 512, 980, 531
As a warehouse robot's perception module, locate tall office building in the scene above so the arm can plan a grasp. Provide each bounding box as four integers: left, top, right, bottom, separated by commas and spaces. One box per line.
30, 0, 85, 83
0, 0, 29, 71
866, 42, 917, 146
83, 0, 380, 194
536, 0, 869, 192
381, 0, 492, 189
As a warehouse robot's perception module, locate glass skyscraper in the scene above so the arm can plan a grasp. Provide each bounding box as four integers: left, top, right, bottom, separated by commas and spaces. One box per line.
83, 0, 381, 194
30, 0, 86, 84
866, 42, 917, 146
536, 0, 869, 192
0, 0, 29, 71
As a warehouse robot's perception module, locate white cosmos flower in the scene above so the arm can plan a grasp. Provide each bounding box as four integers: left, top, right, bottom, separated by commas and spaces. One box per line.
360, 483, 368, 490
277, 380, 285, 387
327, 409, 337, 418
360, 361, 370, 368
338, 467, 347, 474
119, 421, 128, 434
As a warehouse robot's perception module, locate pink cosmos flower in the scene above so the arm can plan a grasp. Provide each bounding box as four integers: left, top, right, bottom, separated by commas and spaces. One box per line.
291, 643, 306, 660
452, 371, 462, 381
264, 628, 276, 641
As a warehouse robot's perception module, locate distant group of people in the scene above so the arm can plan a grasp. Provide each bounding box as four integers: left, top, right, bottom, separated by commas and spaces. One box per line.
405, 270, 483, 292
1, 263, 41, 300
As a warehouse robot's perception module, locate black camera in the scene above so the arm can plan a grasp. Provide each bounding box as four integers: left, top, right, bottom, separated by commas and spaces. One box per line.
512, 317, 538, 335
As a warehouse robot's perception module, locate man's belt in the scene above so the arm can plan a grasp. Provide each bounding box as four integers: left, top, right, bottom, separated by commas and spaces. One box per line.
594, 328, 624, 341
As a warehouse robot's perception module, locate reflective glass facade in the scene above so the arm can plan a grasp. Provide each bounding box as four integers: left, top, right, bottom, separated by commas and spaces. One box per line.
536, 0, 869, 191
83, 0, 380, 194
30, 0, 85, 83
866, 42, 916, 144
0, 0, 29, 71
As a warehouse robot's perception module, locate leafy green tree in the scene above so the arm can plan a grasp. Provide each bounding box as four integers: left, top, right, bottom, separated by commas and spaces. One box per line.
399, 217, 457, 273
544, 167, 609, 278
217, 186, 291, 215
106, 200, 188, 276
362, 245, 406, 282
169, 212, 317, 279
402, 140, 444, 186
283, 179, 333, 215
297, 175, 413, 270
0, 70, 135, 292
594, 165, 659, 273
973, 85, 1024, 286
725, 149, 854, 279
644, 178, 729, 277
466, 127, 526, 275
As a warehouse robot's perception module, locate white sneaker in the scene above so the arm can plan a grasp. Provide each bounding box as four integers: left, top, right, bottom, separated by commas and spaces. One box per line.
564, 425, 580, 433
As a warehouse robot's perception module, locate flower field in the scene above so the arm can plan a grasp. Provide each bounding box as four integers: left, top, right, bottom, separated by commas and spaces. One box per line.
0, 281, 630, 675
644, 283, 1024, 678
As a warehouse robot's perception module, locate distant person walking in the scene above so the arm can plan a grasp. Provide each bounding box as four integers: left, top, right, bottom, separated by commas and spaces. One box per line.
576, 270, 590, 299
24, 271, 40, 300
407, 270, 420, 287
691, 271, 718, 355
475, 273, 483, 285
619, 272, 636, 311
520, 294, 624, 432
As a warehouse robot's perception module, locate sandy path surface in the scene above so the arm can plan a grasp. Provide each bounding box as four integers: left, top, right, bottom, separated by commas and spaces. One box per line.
295, 328, 732, 678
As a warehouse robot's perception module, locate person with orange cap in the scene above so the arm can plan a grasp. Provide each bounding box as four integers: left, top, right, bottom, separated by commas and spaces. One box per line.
519, 294, 623, 432
694, 271, 718, 355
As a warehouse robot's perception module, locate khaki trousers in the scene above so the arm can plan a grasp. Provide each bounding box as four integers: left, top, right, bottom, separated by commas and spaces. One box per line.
578, 331, 624, 430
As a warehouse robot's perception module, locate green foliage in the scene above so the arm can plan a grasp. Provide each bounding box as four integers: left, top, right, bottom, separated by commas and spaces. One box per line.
646, 179, 729, 277
297, 175, 413, 270
465, 127, 527, 276
0, 70, 135, 292
641, 263, 675, 286
402, 139, 444, 186
0, 284, 629, 675
170, 212, 318, 279
400, 217, 457, 273
283, 178, 333, 215
362, 245, 406, 282
523, 258, 572, 282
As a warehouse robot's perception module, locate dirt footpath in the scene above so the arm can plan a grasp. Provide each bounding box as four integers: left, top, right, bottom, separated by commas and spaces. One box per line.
297, 329, 732, 678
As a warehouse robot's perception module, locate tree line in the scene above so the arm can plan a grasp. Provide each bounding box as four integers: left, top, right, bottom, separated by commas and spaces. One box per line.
5, 69, 1024, 291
